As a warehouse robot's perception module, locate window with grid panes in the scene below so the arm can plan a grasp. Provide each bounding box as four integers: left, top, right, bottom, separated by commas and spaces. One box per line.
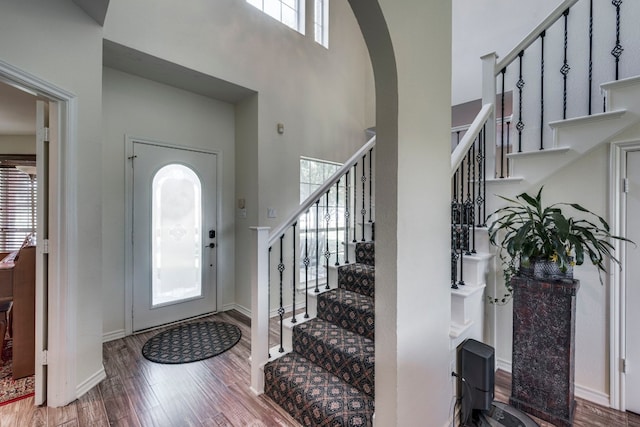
299, 157, 346, 285
0, 165, 37, 252
314, 0, 328, 48
247, 0, 304, 33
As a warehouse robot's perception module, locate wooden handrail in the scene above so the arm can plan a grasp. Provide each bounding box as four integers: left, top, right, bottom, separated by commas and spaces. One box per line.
495, 0, 579, 74
268, 135, 376, 246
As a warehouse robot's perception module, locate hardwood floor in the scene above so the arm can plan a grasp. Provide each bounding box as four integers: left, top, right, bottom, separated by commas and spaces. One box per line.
1, 311, 639, 426
0, 310, 299, 427
493, 369, 640, 427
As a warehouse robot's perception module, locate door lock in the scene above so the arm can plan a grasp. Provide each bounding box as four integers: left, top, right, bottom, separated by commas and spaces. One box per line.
207, 243, 215, 249
209, 230, 216, 239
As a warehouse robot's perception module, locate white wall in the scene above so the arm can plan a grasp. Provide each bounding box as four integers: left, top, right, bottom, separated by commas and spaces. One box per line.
452, 0, 562, 105
0, 135, 36, 154
102, 67, 237, 336
0, 0, 104, 399
103, 0, 374, 314
351, 0, 453, 424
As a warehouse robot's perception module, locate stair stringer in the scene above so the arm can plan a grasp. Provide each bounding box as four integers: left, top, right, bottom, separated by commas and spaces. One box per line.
487, 77, 640, 211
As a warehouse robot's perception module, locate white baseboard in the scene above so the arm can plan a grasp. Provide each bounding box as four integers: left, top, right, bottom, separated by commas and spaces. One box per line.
76, 366, 107, 399
494, 358, 610, 407
575, 384, 610, 407
496, 357, 512, 372
102, 329, 126, 343
224, 303, 251, 318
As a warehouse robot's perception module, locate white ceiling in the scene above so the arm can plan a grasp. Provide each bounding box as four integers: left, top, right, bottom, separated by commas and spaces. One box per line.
0, 81, 37, 135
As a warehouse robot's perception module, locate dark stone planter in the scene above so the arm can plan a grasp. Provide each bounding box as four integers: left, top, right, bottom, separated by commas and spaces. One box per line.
509, 275, 579, 427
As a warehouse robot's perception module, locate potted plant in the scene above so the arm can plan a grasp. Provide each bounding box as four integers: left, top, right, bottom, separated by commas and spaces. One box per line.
487, 186, 631, 304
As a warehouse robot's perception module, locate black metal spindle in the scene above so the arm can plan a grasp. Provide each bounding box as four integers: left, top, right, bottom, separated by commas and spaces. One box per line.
368, 148, 373, 223
465, 148, 472, 256
268, 246, 272, 358
344, 171, 350, 264
588, 0, 594, 115
352, 163, 357, 243
361, 154, 366, 241
314, 200, 320, 293
500, 68, 506, 178
476, 126, 486, 227
612, 0, 623, 81
457, 199, 465, 287
325, 191, 331, 290
471, 140, 477, 254
540, 30, 546, 150
303, 211, 310, 318
291, 223, 297, 324
516, 51, 525, 152
561, 9, 570, 120
277, 235, 285, 353
506, 121, 511, 177
335, 180, 340, 266
482, 125, 487, 226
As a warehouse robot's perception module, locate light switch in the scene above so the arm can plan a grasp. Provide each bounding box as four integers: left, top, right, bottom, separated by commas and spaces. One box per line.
267, 208, 277, 218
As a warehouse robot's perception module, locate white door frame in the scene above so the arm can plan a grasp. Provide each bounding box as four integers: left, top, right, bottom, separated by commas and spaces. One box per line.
124, 136, 221, 336
0, 59, 77, 406
610, 139, 640, 411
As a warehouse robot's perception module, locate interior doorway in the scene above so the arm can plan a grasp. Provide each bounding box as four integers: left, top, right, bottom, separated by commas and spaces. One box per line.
0, 59, 75, 408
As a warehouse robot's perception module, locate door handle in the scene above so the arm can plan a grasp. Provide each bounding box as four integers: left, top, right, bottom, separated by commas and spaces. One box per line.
206, 243, 215, 249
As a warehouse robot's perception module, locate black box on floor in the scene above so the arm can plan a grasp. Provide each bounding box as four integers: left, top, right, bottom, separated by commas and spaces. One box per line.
457, 338, 495, 411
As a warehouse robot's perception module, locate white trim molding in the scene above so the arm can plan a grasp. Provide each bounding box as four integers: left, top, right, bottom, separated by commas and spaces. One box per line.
609, 139, 640, 411
75, 366, 107, 399
0, 59, 79, 407
102, 329, 126, 343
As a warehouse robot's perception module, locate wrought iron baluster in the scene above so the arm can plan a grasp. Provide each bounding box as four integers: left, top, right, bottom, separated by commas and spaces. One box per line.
457, 199, 465, 287
325, 191, 331, 290
611, 0, 623, 81
506, 121, 511, 177
268, 246, 272, 358
540, 30, 546, 150
517, 51, 525, 152
476, 126, 487, 227
291, 223, 297, 324
335, 180, 340, 266
588, 0, 594, 115
315, 200, 320, 293
361, 154, 366, 241
303, 211, 310, 318
451, 200, 459, 290
561, 9, 571, 120
500, 68, 506, 178
345, 171, 350, 264
278, 235, 285, 353
471, 140, 477, 254
465, 148, 472, 256
352, 163, 357, 243
482, 125, 487, 226
369, 148, 373, 223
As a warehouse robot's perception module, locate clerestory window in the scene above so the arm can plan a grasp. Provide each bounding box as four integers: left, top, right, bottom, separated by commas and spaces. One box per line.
247, 0, 305, 34
314, 0, 329, 48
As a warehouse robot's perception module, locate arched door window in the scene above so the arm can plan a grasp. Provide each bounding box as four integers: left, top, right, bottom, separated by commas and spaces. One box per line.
151, 164, 202, 306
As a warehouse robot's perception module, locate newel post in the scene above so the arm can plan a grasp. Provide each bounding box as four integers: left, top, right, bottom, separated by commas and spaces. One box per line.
482, 52, 498, 179
250, 226, 270, 395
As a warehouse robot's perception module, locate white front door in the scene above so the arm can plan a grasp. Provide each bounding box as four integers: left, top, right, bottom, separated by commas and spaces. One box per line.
626, 149, 640, 413
131, 141, 218, 332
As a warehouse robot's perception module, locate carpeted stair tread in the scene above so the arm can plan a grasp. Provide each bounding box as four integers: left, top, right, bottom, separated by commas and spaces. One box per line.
317, 288, 374, 340
355, 242, 375, 267
337, 263, 375, 298
293, 318, 374, 397
264, 352, 374, 427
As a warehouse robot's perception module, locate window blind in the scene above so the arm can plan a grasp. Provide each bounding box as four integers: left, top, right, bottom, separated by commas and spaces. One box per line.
0, 167, 37, 252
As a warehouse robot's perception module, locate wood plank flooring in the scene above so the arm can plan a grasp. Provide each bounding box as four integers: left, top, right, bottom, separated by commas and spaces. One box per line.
1, 310, 639, 426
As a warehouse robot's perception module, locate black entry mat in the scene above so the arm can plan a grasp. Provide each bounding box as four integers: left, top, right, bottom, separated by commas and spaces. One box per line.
476, 401, 540, 427
142, 321, 241, 364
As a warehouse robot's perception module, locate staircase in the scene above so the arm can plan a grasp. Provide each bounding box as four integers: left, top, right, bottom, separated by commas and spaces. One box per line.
264, 240, 375, 426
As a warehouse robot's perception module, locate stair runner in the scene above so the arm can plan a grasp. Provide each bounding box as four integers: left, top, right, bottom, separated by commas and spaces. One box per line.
264, 242, 376, 426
